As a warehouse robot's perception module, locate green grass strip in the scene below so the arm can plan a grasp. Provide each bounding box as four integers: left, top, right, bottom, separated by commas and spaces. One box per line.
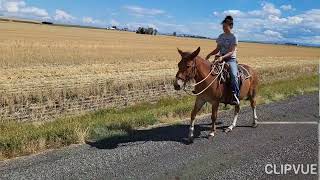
0, 74, 318, 160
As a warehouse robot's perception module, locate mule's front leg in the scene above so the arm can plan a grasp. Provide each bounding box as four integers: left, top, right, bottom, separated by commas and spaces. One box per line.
189, 98, 205, 143
209, 102, 219, 137
225, 105, 240, 133
250, 98, 258, 128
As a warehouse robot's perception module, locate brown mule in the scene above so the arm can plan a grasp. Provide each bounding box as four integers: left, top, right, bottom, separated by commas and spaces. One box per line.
173, 47, 259, 143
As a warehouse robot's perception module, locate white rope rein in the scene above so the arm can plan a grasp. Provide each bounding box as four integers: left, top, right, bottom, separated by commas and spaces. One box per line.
184, 61, 225, 96
238, 64, 251, 78
190, 64, 215, 87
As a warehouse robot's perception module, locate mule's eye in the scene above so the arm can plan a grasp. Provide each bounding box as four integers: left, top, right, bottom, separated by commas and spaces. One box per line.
186, 65, 191, 68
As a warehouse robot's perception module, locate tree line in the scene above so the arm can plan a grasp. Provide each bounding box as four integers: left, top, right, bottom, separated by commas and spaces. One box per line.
136, 27, 158, 35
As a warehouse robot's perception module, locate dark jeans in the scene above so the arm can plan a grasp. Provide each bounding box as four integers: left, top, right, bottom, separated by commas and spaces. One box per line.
227, 58, 240, 97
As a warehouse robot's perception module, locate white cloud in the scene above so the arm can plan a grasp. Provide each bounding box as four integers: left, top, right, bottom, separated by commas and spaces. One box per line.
82, 17, 93, 23
296, 9, 320, 29
248, 10, 263, 17
20, 7, 48, 17
245, 2, 282, 18
214, 2, 282, 19
264, 30, 283, 38
213, 11, 219, 16
302, 28, 312, 33
267, 15, 287, 23
54, 9, 75, 22
124, 5, 165, 17
209, 2, 320, 44
0, 0, 48, 18
280, 4, 295, 11
45, 2, 320, 45
223, 10, 246, 17
287, 16, 303, 25
1, 0, 25, 13
82, 16, 104, 25
262, 2, 281, 16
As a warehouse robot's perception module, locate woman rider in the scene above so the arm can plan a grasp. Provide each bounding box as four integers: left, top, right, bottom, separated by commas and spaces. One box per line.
205, 15, 240, 105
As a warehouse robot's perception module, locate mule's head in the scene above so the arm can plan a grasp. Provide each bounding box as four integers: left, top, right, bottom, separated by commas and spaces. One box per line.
173, 47, 201, 90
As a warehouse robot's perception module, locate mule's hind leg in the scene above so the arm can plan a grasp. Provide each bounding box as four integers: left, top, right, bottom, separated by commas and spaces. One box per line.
189, 98, 206, 143
250, 97, 258, 128
225, 105, 240, 133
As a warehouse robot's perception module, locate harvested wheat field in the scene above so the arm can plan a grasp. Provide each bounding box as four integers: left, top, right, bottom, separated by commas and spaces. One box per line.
0, 21, 319, 121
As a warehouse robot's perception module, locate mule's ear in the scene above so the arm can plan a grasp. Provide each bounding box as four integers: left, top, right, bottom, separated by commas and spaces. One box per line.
177, 48, 184, 56
190, 47, 201, 59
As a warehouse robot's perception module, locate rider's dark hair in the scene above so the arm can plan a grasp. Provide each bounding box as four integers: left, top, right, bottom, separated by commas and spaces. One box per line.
221, 15, 234, 29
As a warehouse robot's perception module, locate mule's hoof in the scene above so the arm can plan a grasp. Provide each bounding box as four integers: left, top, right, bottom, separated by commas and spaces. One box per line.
252, 123, 258, 128
224, 128, 232, 133
208, 132, 215, 138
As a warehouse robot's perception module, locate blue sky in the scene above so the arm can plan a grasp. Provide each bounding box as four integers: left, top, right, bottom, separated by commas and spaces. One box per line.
0, 0, 320, 45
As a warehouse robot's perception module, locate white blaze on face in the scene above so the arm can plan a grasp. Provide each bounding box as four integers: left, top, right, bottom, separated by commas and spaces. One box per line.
176, 78, 184, 88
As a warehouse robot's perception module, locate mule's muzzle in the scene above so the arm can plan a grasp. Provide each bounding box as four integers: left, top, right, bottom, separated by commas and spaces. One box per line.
173, 82, 181, 90
173, 78, 184, 91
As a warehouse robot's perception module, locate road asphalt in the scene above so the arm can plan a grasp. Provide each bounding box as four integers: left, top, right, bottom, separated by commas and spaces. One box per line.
0, 93, 318, 180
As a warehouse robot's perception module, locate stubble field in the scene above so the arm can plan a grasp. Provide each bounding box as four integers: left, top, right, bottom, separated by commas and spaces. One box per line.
0, 20, 319, 160
0, 21, 319, 121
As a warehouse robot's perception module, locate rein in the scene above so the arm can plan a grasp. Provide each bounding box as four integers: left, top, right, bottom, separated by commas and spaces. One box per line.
183, 61, 225, 96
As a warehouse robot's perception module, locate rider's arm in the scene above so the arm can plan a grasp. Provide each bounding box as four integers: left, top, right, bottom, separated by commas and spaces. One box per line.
221, 44, 236, 60
205, 44, 220, 60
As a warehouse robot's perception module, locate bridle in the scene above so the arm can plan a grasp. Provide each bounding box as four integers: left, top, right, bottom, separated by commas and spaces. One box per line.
176, 58, 197, 82
179, 59, 226, 96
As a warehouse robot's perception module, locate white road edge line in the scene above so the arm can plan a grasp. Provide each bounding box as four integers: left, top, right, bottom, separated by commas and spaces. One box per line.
258, 122, 318, 125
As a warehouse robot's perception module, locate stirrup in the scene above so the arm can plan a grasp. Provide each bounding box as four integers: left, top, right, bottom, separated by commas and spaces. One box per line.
232, 94, 240, 105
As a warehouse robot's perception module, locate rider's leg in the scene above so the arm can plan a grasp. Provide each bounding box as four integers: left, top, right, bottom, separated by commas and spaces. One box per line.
227, 58, 240, 104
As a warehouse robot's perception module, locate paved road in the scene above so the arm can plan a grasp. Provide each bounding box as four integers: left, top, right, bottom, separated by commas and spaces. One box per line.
0, 93, 318, 180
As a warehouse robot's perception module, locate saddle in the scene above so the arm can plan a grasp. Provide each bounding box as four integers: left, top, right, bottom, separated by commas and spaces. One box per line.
211, 62, 251, 87
223, 63, 251, 85
211, 62, 251, 105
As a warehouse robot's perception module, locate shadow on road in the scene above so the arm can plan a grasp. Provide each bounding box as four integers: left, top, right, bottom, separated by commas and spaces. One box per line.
87, 122, 252, 150
87, 124, 207, 149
